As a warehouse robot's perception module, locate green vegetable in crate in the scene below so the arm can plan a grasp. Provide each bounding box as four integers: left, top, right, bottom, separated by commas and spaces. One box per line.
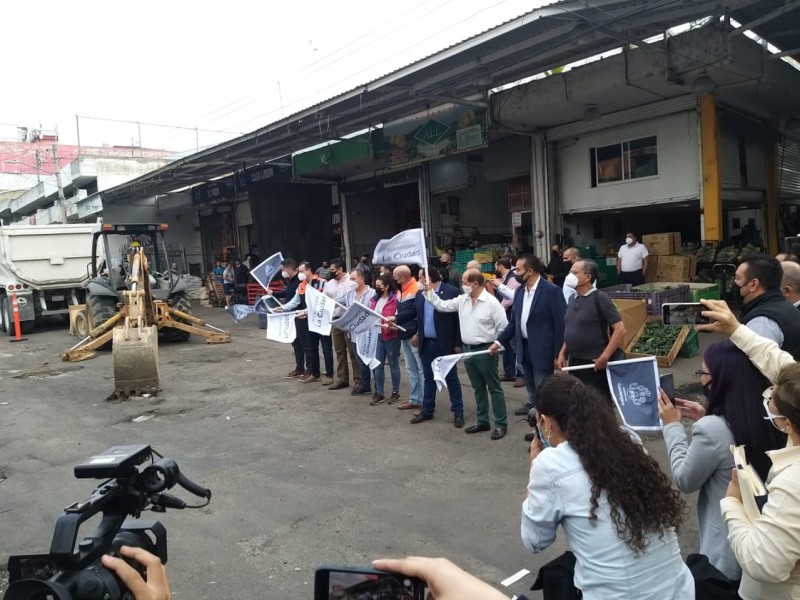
631, 321, 682, 355
716, 246, 737, 263
696, 244, 717, 262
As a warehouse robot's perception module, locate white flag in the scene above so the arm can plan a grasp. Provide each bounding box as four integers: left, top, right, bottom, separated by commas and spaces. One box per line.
372, 228, 428, 268
605, 356, 661, 431
305, 285, 336, 336
432, 354, 463, 391
266, 312, 297, 344
354, 326, 381, 370
250, 251, 284, 289
331, 302, 382, 335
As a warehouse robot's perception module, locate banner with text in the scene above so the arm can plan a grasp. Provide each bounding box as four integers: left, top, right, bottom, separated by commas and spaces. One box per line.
372, 228, 428, 268
306, 285, 336, 336
354, 326, 381, 370
605, 357, 661, 430
266, 312, 298, 344
250, 252, 284, 290
331, 303, 382, 335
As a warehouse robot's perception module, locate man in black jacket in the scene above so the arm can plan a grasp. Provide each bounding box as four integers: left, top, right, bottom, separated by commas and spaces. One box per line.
409, 266, 464, 427
735, 254, 800, 359
392, 265, 424, 411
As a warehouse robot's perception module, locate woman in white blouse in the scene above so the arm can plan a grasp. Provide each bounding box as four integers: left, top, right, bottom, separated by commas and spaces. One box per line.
721, 362, 800, 600
522, 373, 694, 599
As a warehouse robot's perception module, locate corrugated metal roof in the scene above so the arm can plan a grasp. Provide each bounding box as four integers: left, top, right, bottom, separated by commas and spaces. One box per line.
102, 0, 768, 204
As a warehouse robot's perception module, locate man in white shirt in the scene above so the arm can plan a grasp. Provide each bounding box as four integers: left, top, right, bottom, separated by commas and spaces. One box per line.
324, 259, 361, 391
617, 232, 649, 286
424, 269, 510, 439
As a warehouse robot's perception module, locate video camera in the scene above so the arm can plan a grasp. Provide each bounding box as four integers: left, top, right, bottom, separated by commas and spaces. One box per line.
4, 444, 211, 600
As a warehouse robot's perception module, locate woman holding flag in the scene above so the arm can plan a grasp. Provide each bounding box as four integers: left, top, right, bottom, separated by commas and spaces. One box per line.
369, 274, 401, 406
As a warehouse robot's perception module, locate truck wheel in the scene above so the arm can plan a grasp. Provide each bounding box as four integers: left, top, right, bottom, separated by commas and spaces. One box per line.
162, 293, 192, 342
0, 296, 7, 333
87, 294, 118, 350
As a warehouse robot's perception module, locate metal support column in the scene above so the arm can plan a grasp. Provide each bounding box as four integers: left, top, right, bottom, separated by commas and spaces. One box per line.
418, 162, 433, 259
531, 132, 552, 259
700, 94, 723, 241
336, 183, 353, 268
765, 141, 779, 255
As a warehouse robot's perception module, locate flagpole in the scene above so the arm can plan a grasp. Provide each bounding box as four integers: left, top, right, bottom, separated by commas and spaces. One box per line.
332, 299, 407, 332
561, 356, 654, 372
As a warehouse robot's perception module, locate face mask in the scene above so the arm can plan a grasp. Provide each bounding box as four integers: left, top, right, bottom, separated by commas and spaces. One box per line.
564, 273, 580, 289
551, 251, 560, 257
494, 271, 502, 278
702, 382, 712, 399
297, 273, 307, 282
514, 271, 527, 285
281, 270, 289, 279
462, 284, 473, 295
537, 421, 552, 449
625, 237, 634, 245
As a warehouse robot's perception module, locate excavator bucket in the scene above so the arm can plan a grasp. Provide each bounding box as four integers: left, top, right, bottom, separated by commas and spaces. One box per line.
112, 321, 160, 398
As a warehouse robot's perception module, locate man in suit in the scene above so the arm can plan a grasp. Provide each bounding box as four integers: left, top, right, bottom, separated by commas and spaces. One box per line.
491, 254, 566, 416
409, 266, 464, 428
780, 261, 800, 309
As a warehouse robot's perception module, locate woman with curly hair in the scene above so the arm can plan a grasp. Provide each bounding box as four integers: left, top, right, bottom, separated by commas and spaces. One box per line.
522, 373, 693, 599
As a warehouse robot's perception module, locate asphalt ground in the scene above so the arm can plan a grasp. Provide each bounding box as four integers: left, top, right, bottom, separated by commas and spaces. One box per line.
0, 306, 724, 599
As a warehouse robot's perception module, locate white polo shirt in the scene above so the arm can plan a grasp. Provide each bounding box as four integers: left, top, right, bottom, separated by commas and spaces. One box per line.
618, 243, 649, 273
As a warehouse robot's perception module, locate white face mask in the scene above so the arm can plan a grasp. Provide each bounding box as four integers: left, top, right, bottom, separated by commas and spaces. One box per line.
462, 284, 473, 295
564, 273, 580, 288
297, 272, 307, 282
281, 270, 289, 279
625, 237, 634, 245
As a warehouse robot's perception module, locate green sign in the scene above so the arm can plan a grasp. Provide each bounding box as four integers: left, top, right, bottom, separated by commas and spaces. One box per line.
383, 104, 488, 169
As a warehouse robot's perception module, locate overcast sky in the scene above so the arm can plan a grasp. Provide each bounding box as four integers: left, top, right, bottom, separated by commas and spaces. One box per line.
1, 0, 550, 153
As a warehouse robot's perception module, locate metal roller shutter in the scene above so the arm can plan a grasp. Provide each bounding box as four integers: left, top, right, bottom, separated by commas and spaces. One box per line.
721, 129, 742, 189
745, 138, 766, 190
483, 135, 530, 181
780, 137, 800, 200
429, 155, 469, 194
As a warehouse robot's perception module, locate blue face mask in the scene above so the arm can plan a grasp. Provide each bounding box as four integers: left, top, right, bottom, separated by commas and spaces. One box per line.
536, 422, 552, 448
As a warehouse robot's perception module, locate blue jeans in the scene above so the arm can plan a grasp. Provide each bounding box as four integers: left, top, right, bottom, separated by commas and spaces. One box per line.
521, 342, 553, 409
374, 338, 401, 396
401, 338, 424, 405
357, 356, 372, 391
419, 338, 463, 417
307, 332, 333, 378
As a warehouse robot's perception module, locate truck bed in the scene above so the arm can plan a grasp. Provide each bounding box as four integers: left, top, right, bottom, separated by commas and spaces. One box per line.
0, 223, 100, 288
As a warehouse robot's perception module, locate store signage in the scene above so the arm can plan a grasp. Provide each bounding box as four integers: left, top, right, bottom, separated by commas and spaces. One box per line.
512, 211, 522, 228
383, 103, 488, 169
236, 162, 292, 188
191, 176, 237, 207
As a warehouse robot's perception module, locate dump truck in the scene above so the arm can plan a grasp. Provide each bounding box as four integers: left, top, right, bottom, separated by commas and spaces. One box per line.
0, 222, 101, 335
63, 223, 231, 398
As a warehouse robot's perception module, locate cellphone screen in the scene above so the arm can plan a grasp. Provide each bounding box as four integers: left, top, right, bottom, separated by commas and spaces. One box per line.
261, 296, 282, 312
662, 303, 710, 326
660, 373, 675, 404
319, 569, 426, 600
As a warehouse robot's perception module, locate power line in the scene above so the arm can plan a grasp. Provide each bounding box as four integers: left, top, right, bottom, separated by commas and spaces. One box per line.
76, 114, 245, 136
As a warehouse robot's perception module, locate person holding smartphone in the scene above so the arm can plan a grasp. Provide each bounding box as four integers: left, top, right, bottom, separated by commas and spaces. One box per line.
522, 372, 693, 599
658, 340, 786, 581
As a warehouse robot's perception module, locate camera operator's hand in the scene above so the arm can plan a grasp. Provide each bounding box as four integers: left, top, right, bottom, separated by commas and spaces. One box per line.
371, 556, 508, 600
697, 299, 739, 336
102, 546, 171, 600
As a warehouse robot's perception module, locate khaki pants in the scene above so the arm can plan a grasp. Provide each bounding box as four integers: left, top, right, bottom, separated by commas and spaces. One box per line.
332, 327, 361, 386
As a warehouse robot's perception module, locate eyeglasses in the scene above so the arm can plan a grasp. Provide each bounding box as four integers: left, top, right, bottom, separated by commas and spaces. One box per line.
694, 370, 711, 377
762, 387, 787, 431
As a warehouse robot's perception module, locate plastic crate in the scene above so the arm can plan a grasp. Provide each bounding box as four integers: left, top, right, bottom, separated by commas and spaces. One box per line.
606, 283, 690, 316
577, 245, 597, 259
679, 329, 700, 358
480, 263, 494, 273
688, 283, 720, 302
455, 250, 473, 263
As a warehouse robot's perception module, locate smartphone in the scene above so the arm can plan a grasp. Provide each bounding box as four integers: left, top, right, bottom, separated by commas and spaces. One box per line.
261, 295, 282, 313
661, 302, 710, 326
659, 373, 676, 405
315, 565, 426, 600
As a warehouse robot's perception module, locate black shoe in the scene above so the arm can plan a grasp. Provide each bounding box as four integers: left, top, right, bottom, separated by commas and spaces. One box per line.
491, 427, 507, 440
351, 386, 371, 396
524, 432, 535, 442
410, 413, 433, 424
369, 394, 385, 406
514, 405, 533, 416
500, 375, 516, 382
465, 423, 491, 434
453, 414, 465, 428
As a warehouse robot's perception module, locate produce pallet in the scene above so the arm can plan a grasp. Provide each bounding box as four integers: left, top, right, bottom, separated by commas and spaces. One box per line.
625, 318, 691, 368
606, 284, 690, 316
679, 329, 700, 358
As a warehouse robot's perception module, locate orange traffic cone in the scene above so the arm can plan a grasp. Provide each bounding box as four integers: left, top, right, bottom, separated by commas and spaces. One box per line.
10, 293, 28, 343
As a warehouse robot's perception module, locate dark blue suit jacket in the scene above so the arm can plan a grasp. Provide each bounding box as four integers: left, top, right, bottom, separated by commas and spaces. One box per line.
497, 277, 566, 370
415, 282, 461, 352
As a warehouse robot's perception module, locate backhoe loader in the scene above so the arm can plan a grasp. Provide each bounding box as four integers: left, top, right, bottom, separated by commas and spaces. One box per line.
63, 223, 230, 398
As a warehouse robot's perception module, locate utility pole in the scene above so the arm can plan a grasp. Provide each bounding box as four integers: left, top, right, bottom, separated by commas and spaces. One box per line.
52, 144, 69, 224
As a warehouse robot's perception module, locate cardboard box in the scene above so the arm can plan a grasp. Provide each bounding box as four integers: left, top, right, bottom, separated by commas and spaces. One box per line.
643, 232, 682, 256
656, 254, 697, 281
645, 255, 659, 283
625, 318, 692, 368
612, 299, 648, 350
